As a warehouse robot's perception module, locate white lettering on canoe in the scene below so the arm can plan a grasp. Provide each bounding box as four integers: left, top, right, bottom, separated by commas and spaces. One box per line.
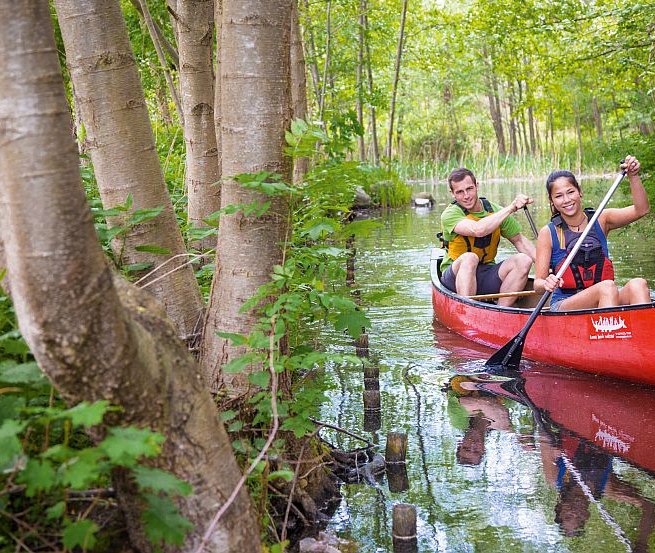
591, 315, 627, 333
592, 414, 634, 454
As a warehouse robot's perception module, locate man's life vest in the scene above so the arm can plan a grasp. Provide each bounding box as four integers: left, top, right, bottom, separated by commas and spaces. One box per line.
548, 208, 614, 294
444, 197, 501, 264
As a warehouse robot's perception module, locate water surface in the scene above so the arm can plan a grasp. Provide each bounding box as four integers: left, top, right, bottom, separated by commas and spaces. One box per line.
318, 177, 655, 552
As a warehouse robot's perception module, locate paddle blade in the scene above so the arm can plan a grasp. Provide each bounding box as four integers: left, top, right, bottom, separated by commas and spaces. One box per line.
485, 335, 525, 374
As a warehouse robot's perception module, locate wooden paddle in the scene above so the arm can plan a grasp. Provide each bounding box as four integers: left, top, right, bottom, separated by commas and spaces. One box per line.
485, 168, 628, 373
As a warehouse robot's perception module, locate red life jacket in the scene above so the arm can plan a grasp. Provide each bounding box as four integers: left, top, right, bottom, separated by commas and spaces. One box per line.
548, 209, 614, 294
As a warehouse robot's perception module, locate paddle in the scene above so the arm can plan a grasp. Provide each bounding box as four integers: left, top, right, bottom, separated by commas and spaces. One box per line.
523, 206, 538, 238
485, 168, 628, 373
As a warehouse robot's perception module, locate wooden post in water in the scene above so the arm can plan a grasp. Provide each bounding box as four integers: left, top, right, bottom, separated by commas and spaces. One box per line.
386, 431, 409, 492
392, 503, 417, 553
355, 330, 369, 357
346, 234, 356, 286
363, 389, 381, 432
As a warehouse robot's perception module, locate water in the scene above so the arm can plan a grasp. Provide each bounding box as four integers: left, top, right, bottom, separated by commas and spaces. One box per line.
318, 177, 655, 552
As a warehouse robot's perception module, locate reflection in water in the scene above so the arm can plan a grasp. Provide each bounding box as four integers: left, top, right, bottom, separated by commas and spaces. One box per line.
445, 366, 655, 551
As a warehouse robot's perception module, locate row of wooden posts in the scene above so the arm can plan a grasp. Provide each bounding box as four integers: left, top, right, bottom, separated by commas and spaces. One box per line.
348, 237, 418, 553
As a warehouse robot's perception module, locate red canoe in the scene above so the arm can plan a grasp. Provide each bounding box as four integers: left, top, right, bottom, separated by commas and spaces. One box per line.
430, 248, 655, 386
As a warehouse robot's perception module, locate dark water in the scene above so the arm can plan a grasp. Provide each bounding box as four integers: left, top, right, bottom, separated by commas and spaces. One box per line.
318, 177, 655, 552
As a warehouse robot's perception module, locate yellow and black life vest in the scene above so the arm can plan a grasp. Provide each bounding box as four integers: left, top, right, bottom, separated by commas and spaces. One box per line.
445, 197, 501, 264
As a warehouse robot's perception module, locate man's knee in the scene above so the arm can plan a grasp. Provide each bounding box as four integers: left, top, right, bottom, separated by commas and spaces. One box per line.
597, 279, 619, 299
515, 253, 533, 274
455, 252, 480, 271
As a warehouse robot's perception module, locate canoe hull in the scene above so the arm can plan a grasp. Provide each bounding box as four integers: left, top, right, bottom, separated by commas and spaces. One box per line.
430, 249, 655, 385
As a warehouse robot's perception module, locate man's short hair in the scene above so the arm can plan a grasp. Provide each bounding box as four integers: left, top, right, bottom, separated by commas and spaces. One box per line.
448, 167, 477, 190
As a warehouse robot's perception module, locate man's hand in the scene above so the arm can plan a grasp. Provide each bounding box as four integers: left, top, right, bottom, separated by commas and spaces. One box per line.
510, 194, 534, 213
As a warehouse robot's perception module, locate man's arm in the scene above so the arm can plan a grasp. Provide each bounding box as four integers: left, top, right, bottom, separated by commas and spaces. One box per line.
508, 232, 536, 262
453, 194, 532, 238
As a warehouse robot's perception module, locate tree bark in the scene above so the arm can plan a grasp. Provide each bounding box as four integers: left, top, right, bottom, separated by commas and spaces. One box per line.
483, 45, 506, 155
362, 2, 380, 165
178, 0, 221, 251
386, 0, 409, 160
291, 0, 310, 183
0, 3, 260, 551
507, 82, 518, 156
55, 0, 204, 342
301, 0, 322, 109
318, 0, 332, 123
201, 0, 293, 395
592, 96, 604, 140
356, 1, 366, 162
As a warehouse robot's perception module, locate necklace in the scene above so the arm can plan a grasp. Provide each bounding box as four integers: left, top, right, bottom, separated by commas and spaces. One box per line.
568, 215, 587, 232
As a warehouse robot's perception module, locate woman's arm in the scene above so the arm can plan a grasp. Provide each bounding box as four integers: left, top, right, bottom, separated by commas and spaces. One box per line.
533, 226, 562, 293
601, 155, 650, 232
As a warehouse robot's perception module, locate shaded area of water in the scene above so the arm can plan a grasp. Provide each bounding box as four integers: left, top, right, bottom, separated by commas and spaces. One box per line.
317, 177, 655, 552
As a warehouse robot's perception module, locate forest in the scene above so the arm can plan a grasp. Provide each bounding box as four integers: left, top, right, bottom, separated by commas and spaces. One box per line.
0, 0, 653, 551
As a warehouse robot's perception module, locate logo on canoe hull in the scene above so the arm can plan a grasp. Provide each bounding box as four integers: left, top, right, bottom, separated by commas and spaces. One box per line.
588, 313, 632, 340
591, 315, 627, 332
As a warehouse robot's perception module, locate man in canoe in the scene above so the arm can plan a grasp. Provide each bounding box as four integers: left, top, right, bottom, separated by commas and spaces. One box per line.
440, 167, 536, 306
534, 155, 650, 311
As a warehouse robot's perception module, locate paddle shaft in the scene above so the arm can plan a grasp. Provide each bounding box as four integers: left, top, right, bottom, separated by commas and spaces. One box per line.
523, 206, 538, 238
498, 170, 627, 366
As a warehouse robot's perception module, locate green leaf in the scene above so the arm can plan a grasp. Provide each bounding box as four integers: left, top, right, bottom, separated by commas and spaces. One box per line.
268, 469, 294, 482
123, 262, 154, 273
60, 449, 104, 489
129, 206, 164, 226
142, 493, 193, 546
0, 361, 46, 386
216, 331, 249, 346
63, 519, 98, 551
99, 427, 164, 465
227, 420, 244, 432
60, 400, 111, 427
301, 220, 336, 240
248, 370, 270, 388
132, 466, 192, 496
0, 419, 26, 471
220, 409, 237, 422
46, 501, 66, 520
17, 458, 56, 496
135, 245, 172, 255
334, 310, 371, 339
222, 352, 261, 374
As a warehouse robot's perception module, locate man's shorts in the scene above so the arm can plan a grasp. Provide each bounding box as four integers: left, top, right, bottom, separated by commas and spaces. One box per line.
441, 262, 503, 296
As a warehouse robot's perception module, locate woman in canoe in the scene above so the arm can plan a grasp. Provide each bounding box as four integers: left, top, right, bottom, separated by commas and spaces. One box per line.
534, 155, 650, 311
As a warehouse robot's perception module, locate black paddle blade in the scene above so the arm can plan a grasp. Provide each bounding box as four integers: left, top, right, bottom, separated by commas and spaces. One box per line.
484, 334, 525, 374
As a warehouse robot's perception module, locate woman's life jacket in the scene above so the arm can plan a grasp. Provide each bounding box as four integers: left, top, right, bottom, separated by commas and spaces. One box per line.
445, 198, 501, 264
548, 208, 614, 294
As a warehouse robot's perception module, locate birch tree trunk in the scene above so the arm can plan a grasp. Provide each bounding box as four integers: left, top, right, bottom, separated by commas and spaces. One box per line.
201, 0, 293, 394
178, 0, 221, 251
483, 45, 506, 156
291, 0, 310, 183
363, 1, 380, 165
54, 0, 203, 342
0, 3, 260, 551
386, 0, 408, 160
301, 0, 322, 108
356, 1, 366, 162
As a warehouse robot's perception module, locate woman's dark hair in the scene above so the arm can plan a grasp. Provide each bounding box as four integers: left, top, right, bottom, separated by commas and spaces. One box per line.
546, 170, 581, 215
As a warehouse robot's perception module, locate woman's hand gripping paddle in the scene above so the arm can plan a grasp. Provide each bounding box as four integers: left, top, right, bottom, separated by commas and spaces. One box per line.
485, 168, 628, 374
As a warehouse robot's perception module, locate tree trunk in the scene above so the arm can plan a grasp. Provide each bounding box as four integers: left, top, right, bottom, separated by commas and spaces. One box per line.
574, 106, 583, 172
507, 82, 518, 156
201, 0, 293, 395
301, 0, 322, 109
318, 0, 332, 123
483, 45, 506, 155
291, 0, 310, 183
178, 0, 221, 251
386, 0, 409, 160
362, 2, 380, 165
55, 0, 204, 342
592, 96, 603, 140
356, 1, 366, 162
0, 4, 260, 551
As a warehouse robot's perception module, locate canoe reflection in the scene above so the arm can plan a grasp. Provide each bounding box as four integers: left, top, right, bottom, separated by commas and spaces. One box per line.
437, 322, 655, 546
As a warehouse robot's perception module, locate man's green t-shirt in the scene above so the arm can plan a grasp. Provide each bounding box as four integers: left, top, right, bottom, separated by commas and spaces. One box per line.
440, 200, 521, 272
